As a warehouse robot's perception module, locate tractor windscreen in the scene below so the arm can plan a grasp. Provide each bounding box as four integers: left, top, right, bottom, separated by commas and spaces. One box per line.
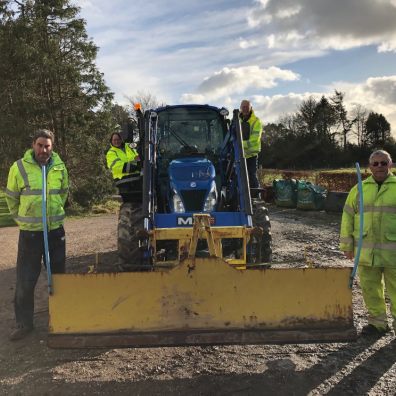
157, 107, 226, 158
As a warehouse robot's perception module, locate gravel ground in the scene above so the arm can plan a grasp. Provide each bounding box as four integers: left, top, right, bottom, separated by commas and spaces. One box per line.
0, 206, 395, 395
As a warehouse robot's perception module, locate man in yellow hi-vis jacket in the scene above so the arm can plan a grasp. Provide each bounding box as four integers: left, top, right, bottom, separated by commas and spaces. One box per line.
340, 149, 396, 337
6, 129, 68, 341
106, 131, 141, 202
239, 100, 263, 198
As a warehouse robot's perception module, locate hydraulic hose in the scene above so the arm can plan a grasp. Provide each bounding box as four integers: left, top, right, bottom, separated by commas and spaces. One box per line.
42, 165, 53, 295
349, 162, 363, 288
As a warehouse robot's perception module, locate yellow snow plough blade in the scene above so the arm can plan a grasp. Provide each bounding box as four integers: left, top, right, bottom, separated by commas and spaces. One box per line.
48, 258, 356, 348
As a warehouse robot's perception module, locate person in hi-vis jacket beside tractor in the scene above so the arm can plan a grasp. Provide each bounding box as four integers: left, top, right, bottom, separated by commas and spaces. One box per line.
239, 99, 263, 198
6, 129, 68, 341
340, 149, 396, 337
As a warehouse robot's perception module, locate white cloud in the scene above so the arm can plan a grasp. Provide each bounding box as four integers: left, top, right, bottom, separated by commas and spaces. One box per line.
331, 76, 396, 128
239, 38, 258, 49
78, 0, 396, 136
252, 92, 323, 122
249, 0, 396, 52
181, 65, 299, 102
252, 76, 396, 129
179, 75, 396, 132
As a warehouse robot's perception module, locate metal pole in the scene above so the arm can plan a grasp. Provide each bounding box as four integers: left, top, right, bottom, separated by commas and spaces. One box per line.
42, 165, 53, 295
349, 162, 363, 288
232, 109, 253, 216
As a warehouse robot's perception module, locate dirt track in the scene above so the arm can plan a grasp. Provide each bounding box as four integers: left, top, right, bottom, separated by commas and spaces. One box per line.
0, 207, 395, 395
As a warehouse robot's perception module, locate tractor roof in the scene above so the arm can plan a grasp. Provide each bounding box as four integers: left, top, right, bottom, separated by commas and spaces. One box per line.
154, 104, 228, 115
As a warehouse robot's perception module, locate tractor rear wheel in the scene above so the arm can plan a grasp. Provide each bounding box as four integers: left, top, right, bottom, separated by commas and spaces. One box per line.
117, 202, 144, 270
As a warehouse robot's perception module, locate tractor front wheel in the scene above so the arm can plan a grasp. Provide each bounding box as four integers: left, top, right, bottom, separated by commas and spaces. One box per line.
117, 202, 145, 271
249, 203, 272, 264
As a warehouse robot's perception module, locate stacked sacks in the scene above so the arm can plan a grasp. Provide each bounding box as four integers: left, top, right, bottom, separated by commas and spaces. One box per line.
0, 191, 16, 227
273, 179, 298, 208
273, 179, 327, 211
296, 180, 327, 210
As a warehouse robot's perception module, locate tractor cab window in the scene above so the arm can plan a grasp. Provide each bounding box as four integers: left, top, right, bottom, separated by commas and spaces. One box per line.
157, 108, 226, 159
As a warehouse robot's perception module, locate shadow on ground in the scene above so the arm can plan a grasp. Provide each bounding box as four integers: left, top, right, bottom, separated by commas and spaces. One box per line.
67, 251, 119, 273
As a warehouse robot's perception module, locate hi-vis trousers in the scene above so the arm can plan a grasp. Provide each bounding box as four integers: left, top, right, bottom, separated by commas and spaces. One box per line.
358, 266, 396, 330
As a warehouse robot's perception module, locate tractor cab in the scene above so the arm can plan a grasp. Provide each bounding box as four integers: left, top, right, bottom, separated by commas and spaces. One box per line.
154, 105, 229, 214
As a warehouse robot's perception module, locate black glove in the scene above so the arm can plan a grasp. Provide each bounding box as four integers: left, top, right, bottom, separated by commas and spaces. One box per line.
123, 161, 139, 173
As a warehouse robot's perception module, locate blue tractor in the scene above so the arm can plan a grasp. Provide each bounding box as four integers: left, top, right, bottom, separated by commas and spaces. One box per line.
117, 104, 271, 269
48, 105, 356, 348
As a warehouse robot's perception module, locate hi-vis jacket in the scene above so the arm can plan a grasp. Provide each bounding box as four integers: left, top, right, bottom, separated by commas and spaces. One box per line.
106, 143, 139, 181
340, 174, 396, 268
5, 149, 68, 231
240, 111, 263, 158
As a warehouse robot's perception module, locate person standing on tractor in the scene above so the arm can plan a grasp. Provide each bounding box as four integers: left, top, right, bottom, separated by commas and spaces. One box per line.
340, 149, 396, 337
239, 100, 263, 197
106, 129, 141, 202
6, 129, 69, 341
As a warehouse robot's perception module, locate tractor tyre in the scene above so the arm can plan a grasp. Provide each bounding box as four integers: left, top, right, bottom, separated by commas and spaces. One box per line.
117, 202, 144, 271
251, 203, 272, 263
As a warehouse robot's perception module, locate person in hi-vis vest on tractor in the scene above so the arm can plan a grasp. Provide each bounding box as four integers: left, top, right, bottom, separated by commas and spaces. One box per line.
106, 129, 141, 202
239, 100, 263, 198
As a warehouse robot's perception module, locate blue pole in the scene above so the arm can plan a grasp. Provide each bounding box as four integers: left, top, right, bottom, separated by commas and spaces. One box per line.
42, 165, 53, 295
349, 162, 364, 288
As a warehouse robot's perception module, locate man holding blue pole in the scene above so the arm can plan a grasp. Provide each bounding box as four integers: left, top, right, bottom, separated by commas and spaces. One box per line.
340, 150, 396, 337
5, 129, 68, 341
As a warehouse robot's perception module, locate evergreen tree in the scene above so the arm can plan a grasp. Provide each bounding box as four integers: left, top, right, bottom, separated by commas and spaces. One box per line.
364, 112, 391, 147
0, 0, 115, 206
331, 90, 355, 149
315, 96, 337, 140
295, 96, 317, 136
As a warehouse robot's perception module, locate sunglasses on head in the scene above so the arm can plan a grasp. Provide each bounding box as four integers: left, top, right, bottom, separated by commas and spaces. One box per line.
371, 161, 389, 167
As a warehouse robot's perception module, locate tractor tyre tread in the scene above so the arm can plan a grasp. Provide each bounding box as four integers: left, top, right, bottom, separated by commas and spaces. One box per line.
251, 205, 272, 263
117, 202, 144, 269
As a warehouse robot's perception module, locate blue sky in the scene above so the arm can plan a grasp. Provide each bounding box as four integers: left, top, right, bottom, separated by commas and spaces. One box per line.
79, 0, 396, 131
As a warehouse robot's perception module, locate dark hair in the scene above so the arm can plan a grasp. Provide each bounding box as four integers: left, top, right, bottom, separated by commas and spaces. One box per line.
32, 129, 55, 143
109, 132, 123, 144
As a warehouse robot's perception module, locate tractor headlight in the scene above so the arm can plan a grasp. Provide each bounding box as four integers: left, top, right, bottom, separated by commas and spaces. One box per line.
172, 191, 185, 213
204, 184, 217, 212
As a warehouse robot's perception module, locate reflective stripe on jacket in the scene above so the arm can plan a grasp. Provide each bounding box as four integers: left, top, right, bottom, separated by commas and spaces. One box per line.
5, 149, 69, 231
241, 111, 263, 158
340, 174, 396, 267
106, 143, 139, 180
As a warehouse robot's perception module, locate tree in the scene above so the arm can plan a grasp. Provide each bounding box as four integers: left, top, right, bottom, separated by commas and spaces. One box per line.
124, 90, 165, 143
278, 113, 299, 136
126, 90, 164, 113
350, 104, 368, 146
0, 0, 115, 206
315, 96, 337, 140
364, 112, 391, 147
295, 96, 317, 136
331, 90, 355, 149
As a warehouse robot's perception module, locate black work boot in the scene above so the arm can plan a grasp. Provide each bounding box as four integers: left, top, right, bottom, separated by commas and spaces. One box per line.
9, 325, 33, 341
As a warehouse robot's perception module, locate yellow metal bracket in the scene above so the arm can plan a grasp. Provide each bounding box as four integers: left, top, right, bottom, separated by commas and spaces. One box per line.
188, 214, 219, 258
